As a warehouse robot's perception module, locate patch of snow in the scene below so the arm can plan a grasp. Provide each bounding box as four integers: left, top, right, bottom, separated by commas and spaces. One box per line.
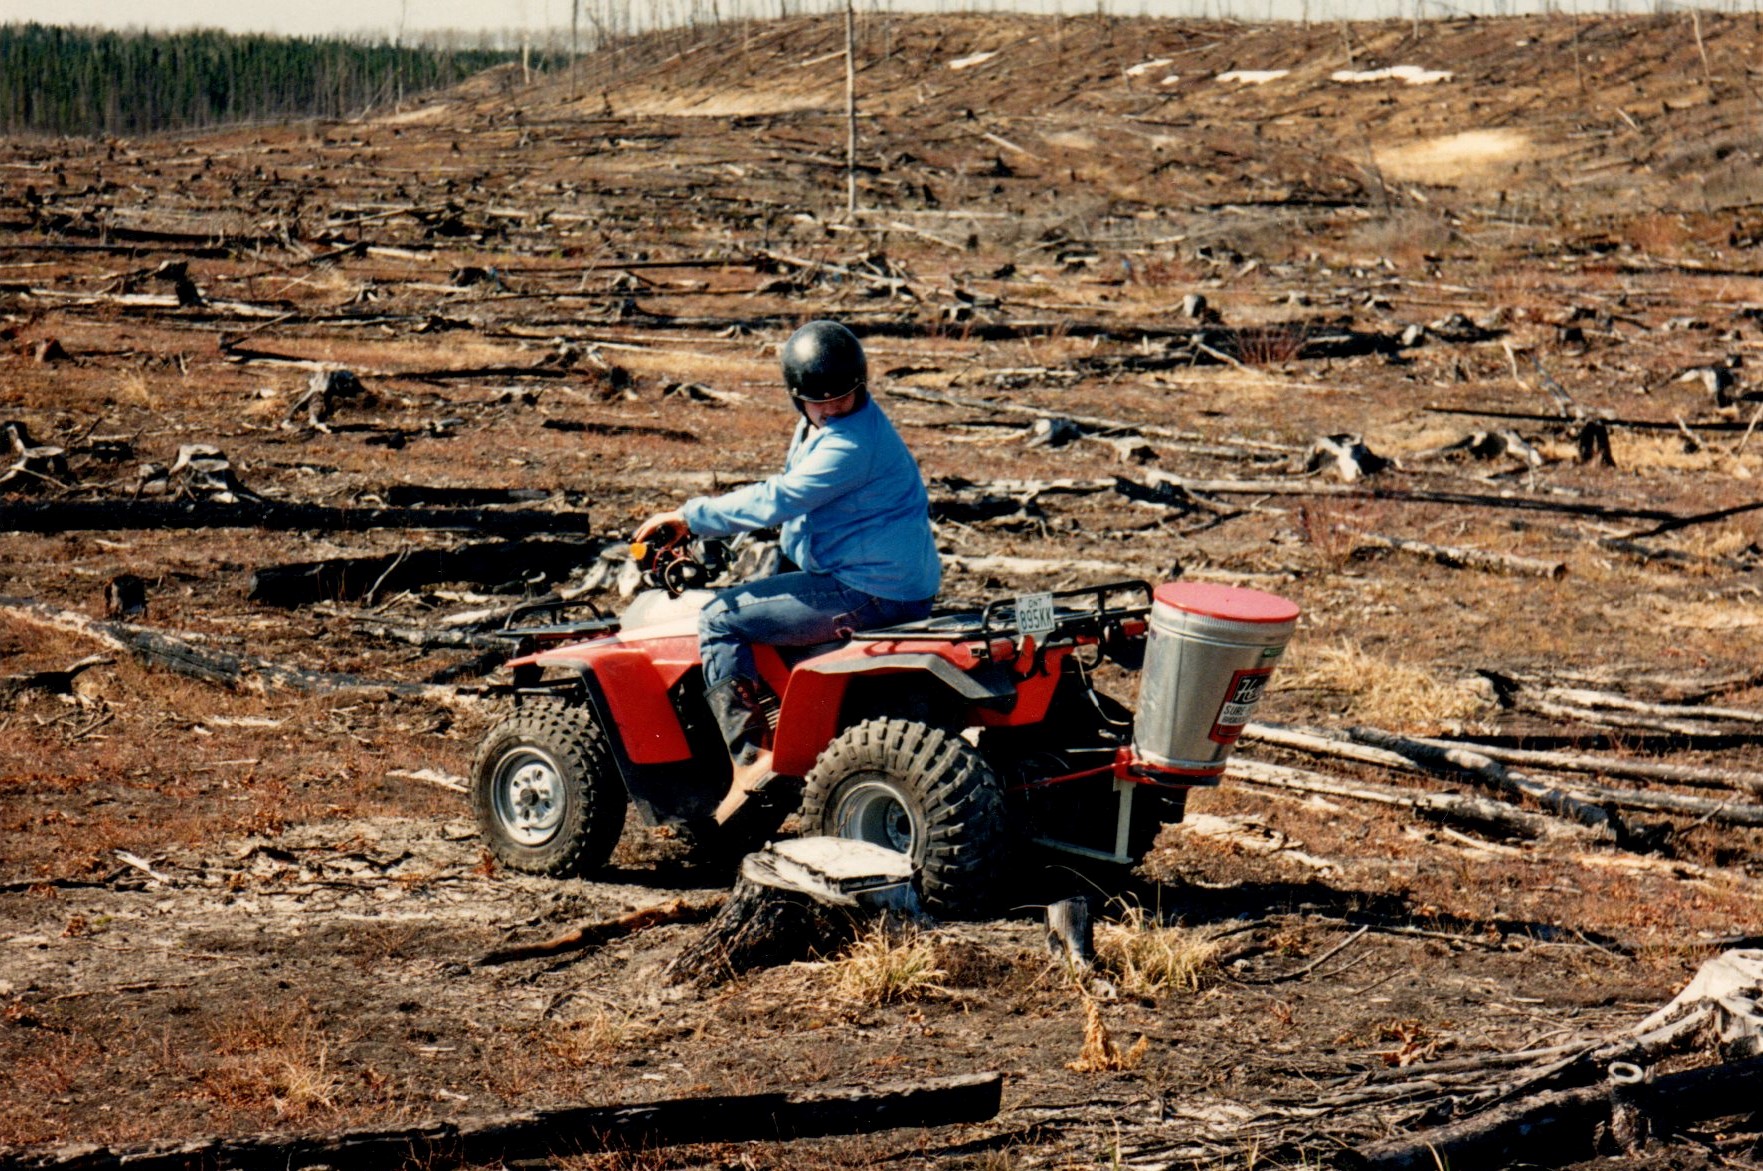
948, 50, 1000, 71
1126, 57, 1174, 77
1332, 65, 1453, 85
1216, 69, 1289, 84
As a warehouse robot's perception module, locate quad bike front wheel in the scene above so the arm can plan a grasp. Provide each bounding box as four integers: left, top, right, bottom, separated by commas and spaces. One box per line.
799, 718, 1007, 918
472, 702, 628, 877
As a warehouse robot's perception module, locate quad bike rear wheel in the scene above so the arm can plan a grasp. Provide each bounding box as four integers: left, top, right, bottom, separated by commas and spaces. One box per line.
799, 718, 1006, 918
472, 701, 627, 876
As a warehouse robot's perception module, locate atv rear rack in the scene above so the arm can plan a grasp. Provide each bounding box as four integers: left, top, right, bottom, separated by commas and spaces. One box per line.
850, 579, 1152, 646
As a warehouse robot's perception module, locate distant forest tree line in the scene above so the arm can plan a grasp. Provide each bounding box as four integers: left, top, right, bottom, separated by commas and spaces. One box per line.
0, 23, 570, 138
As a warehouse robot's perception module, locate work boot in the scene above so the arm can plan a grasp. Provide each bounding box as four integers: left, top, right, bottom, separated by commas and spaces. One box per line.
713, 750, 777, 825
705, 677, 773, 767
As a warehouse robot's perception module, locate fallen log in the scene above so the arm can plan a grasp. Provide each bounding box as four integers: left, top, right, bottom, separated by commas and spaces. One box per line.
0, 499, 593, 536
1346, 727, 1630, 844
0, 1072, 1004, 1171
1620, 495, 1763, 540
1227, 756, 1576, 841
1394, 733, 1763, 796
1247, 724, 1763, 825
1542, 685, 1763, 726
1352, 531, 1567, 580
1138, 471, 1680, 525
248, 538, 602, 608
0, 596, 461, 703
1346, 1054, 1763, 1171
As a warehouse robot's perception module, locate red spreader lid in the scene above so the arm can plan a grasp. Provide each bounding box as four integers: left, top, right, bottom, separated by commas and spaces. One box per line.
1153, 580, 1300, 624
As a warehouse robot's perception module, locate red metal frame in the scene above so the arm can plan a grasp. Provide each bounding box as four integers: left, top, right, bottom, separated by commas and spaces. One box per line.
506, 618, 1083, 776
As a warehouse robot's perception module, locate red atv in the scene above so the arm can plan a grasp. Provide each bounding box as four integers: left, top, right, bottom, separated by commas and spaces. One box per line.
470, 531, 1298, 917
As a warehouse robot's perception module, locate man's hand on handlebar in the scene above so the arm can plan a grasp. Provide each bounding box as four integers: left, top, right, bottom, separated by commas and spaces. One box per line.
633, 510, 688, 545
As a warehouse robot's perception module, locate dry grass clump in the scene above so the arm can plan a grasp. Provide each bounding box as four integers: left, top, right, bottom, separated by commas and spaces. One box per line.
1067, 999, 1148, 1073
196, 1017, 341, 1121
1094, 906, 1223, 995
542, 1006, 630, 1068
828, 926, 947, 1005
1612, 432, 1749, 474
1282, 638, 1490, 728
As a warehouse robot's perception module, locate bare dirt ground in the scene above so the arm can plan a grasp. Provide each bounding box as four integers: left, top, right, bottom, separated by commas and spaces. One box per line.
4, 11, 1763, 1169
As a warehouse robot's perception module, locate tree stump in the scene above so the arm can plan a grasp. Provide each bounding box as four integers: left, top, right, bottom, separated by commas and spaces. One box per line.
1045, 896, 1094, 968
667, 837, 919, 985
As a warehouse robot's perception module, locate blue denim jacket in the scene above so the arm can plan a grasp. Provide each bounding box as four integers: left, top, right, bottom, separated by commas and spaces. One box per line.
682, 398, 941, 602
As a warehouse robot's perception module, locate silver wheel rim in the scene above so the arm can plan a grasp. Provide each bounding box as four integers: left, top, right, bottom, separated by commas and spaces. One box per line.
491, 747, 567, 847
832, 777, 919, 856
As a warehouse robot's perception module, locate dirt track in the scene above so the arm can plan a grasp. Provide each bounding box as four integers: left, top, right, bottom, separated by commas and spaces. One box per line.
3, 11, 1763, 1169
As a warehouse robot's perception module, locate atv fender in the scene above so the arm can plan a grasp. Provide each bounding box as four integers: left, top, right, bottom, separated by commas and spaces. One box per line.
564, 645, 687, 765
770, 649, 1018, 777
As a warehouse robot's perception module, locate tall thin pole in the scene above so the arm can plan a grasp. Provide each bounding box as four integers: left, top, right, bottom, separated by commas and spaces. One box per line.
845, 0, 858, 220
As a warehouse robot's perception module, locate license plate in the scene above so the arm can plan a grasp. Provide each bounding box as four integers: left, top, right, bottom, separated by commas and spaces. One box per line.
1014, 591, 1055, 638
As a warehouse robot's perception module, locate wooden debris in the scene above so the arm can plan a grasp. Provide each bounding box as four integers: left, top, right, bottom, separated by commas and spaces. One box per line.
1305, 434, 1389, 482
0, 595, 463, 702
103, 574, 147, 619
667, 837, 919, 985
1351, 531, 1567, 580
0, 499, 594, 536
1228, 756, 1576, 842
0, 654, 111, 705
0, 1072, 1004, 1171
0, 420, 71, 492
247, 537, 601, 607
284, 367, 369, 427
1386, 733, 1763, 796
475, 897, 721, 967
1347, 1054, 1763, 1171
1348, 726, 1637, 845
1045, 897, 1094, 968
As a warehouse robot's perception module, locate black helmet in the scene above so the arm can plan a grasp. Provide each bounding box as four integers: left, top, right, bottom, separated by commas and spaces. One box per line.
780, 320, 867, 403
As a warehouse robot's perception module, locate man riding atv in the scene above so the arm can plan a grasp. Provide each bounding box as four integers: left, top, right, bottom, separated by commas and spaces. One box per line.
470, 323, 1299, 917
634, 320, 939, 811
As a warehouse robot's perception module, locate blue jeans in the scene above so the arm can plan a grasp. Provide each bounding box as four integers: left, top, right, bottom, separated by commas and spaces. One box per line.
699, 571, 933, 694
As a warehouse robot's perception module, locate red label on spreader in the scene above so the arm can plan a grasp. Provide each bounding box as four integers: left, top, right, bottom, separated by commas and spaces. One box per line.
1210, 668, 1271, 744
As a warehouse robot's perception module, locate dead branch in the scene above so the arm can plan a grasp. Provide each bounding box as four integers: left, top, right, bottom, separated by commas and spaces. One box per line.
1352, 531, 1567, 580
475, 897, 722, 967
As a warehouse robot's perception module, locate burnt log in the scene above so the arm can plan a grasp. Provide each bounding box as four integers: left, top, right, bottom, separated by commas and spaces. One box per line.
667, 837, 920, 985
103, 575, 147, 619
248, 538, 602, 607
0, 596, 456, 700
1347, 1054, 1763, 1171
0, 1073, 1004, 1171
0, 499, 593, 536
